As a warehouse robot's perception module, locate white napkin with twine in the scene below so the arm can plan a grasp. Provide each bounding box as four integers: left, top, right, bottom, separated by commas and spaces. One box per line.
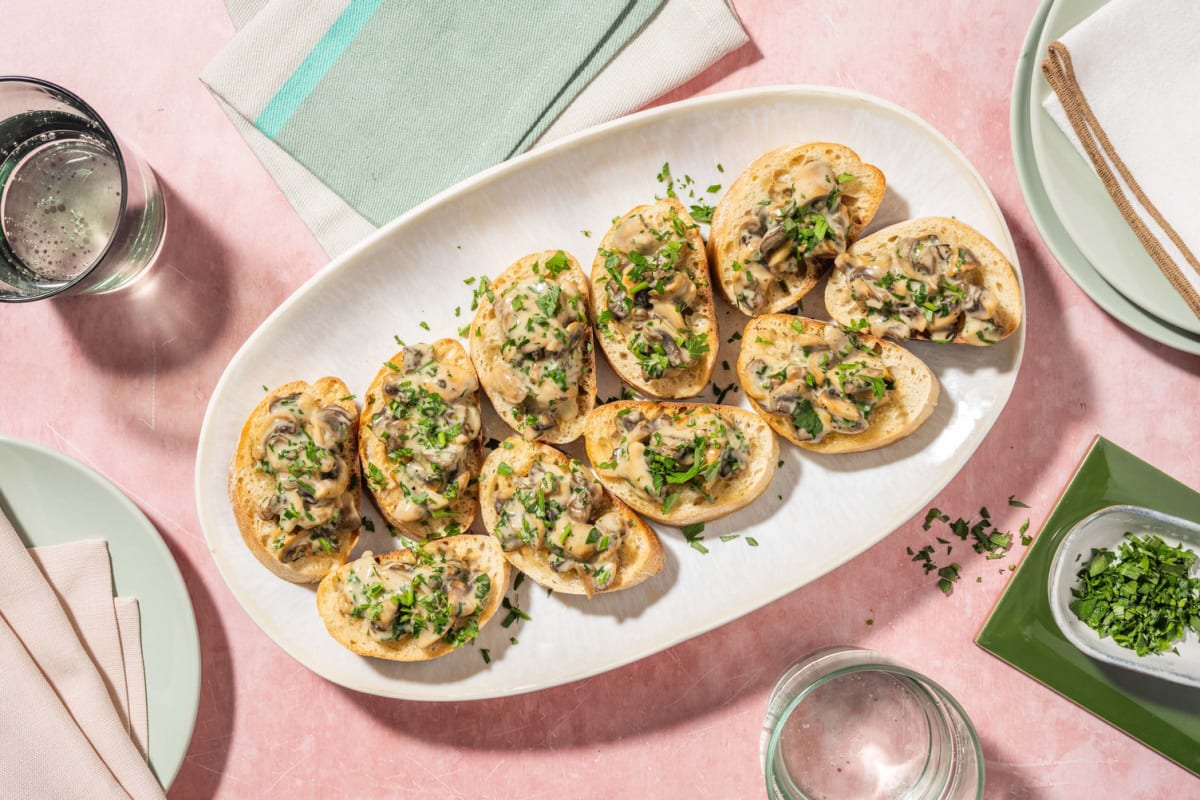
1041, 0, 1200, 319
0, 511, 162, 799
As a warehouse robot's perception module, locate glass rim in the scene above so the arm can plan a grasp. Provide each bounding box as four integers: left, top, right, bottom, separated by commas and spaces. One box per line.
764, 658, 984, 800
0, 75, 131, 301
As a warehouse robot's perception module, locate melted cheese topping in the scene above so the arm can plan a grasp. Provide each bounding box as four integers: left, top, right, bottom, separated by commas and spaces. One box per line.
339, 550, 491, 649
835, 235, 1004, 344
253, 391, 359, 563
492, 455, 626, 595
729, 160, 852, 314
366, 343, 481, 533
595, 406, 750, 514
743, 324, 894, 443
596, 205, 710, 381
489, 252, 589, 436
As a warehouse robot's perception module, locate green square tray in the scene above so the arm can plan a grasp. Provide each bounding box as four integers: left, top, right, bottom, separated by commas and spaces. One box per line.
976, 436, 1200, 775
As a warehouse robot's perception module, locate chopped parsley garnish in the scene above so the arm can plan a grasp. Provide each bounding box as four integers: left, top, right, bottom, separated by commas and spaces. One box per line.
1071, 534, 1200, 657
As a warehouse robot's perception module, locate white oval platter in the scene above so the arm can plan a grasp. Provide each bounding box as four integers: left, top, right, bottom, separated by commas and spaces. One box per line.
195, 85, 1025, 700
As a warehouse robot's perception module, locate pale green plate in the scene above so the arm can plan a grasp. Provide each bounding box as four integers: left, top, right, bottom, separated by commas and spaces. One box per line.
1031, 0, 1200, 335
1012, 0, 1200, 353
0, 437, 200, 789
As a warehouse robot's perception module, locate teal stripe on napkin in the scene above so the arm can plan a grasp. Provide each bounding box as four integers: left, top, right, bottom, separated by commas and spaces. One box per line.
254, 0, 384, 138
254, 1, 664, 227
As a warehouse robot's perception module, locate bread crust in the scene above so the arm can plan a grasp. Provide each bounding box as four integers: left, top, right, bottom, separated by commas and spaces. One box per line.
316, 537, 510, 662
590, 198, 718, 398
477, 437, 664, 595
583, 401, 779, 525
737, 316, 939, 453
469, 250, 597, 443
358, 340, 482, 539
228, 378, 361, 584
709, 142, 885, 316
825, 216, 1022, 345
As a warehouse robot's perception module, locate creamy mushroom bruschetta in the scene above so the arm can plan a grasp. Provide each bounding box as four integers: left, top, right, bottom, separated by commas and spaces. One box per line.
229, 378, 361, 583
316, 537, 509, 662
359, 340, 483, 539
737, 316, 939, 453
709, 142, 885, 316
478, 438, 663, 597
826, 217, 1022, 345
470, 250, 596, 443
590, 198, 717, 398
584, 401, 778, 525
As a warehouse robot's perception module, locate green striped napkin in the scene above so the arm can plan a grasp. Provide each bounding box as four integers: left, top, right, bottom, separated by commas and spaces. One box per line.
203, 0, 667, 230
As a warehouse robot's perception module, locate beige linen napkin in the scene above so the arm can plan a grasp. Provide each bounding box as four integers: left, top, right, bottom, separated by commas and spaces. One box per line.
0, 512, 164, 799
115, 597, 149, 759
28, 541, 150, 757
1041, 0, 1200, 319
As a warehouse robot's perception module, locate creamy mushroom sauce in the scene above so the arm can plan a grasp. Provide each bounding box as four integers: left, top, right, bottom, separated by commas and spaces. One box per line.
595, 207, 710, 381
489, 251, 589, 436
492, 454, 626, 595
595, 406, 750, 514
254, 391, 359, 563
729, 161, 853, 314
743, 324, 894, 443
368, 344, 481, 534
834, 235, 1005, 344
339, 550, 491, 649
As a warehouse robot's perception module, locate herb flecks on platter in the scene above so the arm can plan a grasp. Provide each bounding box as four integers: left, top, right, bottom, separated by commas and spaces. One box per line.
1071, 533, 1200, 657
654, 161, 723, 223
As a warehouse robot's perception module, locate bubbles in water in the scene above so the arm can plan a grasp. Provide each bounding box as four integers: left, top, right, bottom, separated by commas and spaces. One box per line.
1, 137, 120, 281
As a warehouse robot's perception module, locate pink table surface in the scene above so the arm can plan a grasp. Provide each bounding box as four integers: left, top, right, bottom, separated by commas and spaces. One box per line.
3, 1, 1199, 798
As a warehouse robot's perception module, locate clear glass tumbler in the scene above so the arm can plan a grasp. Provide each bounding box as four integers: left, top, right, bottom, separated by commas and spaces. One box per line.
0, 77, 166, 301
762, 647, 984, 800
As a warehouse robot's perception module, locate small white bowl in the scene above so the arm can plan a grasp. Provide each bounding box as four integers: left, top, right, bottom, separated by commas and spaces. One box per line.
1049, 505, 1200, 688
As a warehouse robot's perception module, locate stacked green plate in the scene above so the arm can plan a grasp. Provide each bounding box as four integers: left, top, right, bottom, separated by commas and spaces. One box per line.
1012, 0, 1200, 354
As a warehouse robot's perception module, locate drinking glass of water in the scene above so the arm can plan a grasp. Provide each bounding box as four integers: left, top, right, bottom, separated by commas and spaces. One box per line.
0, 77, 166, 301
762, 647, 984, 800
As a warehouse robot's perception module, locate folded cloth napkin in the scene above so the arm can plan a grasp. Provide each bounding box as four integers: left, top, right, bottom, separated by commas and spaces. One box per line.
0, 511, 162, 799
29, 542, 150, 756
1041, 0, 1200, 320
202, 0, 748, 256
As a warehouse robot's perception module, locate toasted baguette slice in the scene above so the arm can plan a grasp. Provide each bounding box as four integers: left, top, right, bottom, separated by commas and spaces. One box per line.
826, 217, 1022, 345
738, 316, 939, 453
709, 142, 885, 316
590, 198, 718, 398
469, 250, 596, 443
229, 378, 361, 583
359, 340, 482, 539
478, 437, 663, 596
584, 401, 779, 525
316, 537, 510, 662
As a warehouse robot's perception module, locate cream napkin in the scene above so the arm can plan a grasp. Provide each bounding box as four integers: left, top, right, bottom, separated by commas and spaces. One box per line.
0, 513, 163, 799
1041, 0, 1200, 318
